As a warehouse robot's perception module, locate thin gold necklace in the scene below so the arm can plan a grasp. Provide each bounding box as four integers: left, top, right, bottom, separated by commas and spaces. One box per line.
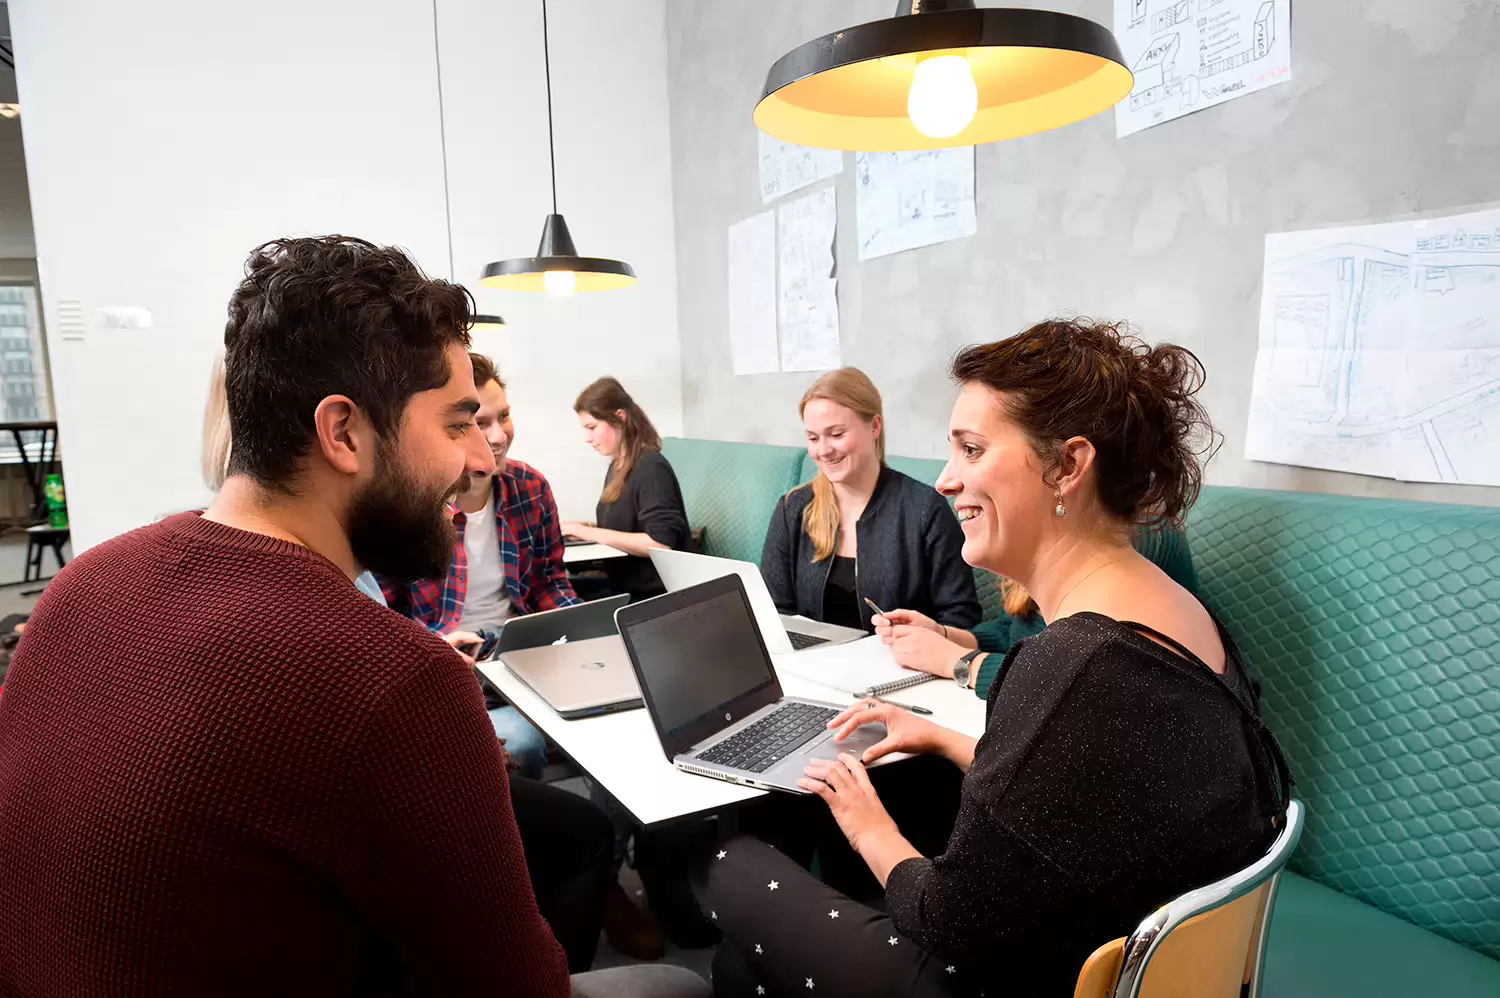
1051, 554, 1133, 618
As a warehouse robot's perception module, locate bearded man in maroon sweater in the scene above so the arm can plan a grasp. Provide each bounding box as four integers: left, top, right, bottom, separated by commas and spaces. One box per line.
0, 236, 573, 996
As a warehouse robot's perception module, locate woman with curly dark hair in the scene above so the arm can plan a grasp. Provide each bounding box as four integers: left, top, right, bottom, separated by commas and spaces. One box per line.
696, 319, 1291, 998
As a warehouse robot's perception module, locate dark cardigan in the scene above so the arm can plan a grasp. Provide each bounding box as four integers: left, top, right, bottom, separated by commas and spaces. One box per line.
760, 465, 980, 631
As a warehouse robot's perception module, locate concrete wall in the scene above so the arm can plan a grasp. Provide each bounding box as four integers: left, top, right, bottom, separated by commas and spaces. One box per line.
664, 0, 1500, 507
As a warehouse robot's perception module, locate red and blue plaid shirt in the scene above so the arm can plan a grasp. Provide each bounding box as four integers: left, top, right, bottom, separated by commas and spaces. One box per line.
380, 459, 580, 633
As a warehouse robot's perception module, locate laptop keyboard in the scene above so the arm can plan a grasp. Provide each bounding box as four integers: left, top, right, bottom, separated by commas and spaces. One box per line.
787, 630, 830, 650
698, 702, 840, 774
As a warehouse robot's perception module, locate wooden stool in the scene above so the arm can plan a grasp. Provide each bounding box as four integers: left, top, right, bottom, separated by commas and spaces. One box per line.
24, 524, 69, 583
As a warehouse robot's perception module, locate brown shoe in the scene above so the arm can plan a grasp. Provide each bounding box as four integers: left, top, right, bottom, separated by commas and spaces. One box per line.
603, 879, 666, 961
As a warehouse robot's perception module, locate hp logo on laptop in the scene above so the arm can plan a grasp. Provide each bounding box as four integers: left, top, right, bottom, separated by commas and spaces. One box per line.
725, 712, 732, 721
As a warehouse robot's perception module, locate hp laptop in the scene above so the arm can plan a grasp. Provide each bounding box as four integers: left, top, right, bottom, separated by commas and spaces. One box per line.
648, 549, 866, 654
498, 595, 642, 719
615, 574, 886, 793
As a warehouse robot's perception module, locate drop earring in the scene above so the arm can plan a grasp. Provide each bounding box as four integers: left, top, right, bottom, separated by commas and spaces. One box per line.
1053, 491, 1067, 518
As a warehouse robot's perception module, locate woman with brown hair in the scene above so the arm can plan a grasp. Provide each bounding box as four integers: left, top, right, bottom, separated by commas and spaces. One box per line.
760, 367, 979, 635
696, 321, 1290, 997
564, 376, 691, 601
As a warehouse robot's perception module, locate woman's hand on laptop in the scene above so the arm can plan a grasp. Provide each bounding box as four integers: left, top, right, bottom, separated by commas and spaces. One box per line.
826, 699, 979, 773
825, 699, 942, 764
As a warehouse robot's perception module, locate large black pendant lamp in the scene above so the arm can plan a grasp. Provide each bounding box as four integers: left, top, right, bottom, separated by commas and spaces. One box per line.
482, 0, 636, 295
754, 0, 1133, 152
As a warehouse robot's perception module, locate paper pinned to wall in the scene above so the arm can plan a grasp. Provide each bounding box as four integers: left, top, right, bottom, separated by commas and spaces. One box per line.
1247, 206, 1500, 487
727, 210, 779, 376
1114, 0, 1292, 138
854, 147, 976, 261
777, 186, 841, 373
759, 131, 842, 203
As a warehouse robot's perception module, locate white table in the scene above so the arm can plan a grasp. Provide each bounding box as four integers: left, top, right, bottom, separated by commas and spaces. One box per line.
477, 648, 986, 828
563, 542, 629, 564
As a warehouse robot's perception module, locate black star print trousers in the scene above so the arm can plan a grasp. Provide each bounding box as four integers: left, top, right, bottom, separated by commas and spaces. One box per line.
690, 758, 973, 998
692, 835, 971, 998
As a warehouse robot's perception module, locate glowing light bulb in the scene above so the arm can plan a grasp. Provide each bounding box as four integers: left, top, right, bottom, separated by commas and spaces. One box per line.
543, 269, 577, 296
907, 55, 978, 139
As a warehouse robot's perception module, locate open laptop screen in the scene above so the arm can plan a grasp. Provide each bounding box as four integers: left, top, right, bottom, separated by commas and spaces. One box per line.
616, 574, 782, 758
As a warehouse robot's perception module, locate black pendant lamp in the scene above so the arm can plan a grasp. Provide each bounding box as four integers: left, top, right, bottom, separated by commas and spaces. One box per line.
482, 0, 636, 295
755, 0, 1133, 152
468, 313, 507, 332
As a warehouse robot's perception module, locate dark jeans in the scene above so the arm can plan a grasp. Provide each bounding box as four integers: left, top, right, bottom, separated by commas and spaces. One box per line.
509, 774, 613, 973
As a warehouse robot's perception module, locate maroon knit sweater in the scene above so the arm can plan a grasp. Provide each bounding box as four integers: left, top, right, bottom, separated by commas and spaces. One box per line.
0, 513, 569, 997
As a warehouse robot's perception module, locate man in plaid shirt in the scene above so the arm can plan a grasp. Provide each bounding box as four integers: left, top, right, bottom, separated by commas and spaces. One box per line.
381, 353, 579, 777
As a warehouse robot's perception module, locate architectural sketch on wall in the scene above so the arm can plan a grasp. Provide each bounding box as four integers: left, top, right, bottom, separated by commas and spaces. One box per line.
726, 210, 780, 376
854, 147, 976, 261
1246, 208, 1500, 487
777, 186, 841, 372
758, 131, 842, 204
1114, 0, 1291, 137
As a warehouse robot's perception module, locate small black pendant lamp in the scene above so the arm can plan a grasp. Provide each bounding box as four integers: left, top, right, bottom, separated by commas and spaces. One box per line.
754, 0, 1133, 152
467, 313, 507, 332
482, 0, 636, 295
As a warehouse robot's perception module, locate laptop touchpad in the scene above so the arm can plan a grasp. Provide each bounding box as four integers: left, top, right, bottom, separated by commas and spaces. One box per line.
804, 723, 886, 760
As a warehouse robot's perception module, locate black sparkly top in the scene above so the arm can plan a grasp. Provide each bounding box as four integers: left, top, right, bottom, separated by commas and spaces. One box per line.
885, 611, 1291, 997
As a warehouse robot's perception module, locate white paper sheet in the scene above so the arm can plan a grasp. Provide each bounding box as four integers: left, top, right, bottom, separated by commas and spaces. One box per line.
759, 131, 842, 204
854, 148, 977, 261
776, 635, 934, 697
777, 186, 842, 373
726, 210, 779, 376
1247, 206, 1500, 487
1114, 0, 1292, 138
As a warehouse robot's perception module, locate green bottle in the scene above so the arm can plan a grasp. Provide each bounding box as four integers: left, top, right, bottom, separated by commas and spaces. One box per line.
44, 473, 68, 529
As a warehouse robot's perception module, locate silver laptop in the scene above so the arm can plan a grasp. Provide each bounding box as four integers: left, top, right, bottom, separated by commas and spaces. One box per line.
615, 574, 885, 793
649, 549, 866, 654
498, 596, 642, 719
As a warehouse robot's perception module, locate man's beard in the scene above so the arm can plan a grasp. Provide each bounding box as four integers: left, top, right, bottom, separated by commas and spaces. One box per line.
348, 441, 469, 584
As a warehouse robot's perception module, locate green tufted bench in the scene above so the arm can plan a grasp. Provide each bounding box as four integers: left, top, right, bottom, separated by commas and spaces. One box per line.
662, 437, 1500, 997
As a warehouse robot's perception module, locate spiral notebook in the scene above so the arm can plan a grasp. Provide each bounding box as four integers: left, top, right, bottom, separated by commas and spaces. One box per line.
776, 635, 937, 697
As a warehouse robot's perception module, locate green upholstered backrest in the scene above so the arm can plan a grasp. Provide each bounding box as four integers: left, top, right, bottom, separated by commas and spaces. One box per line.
795, 452, 1005, 620
1187, 486, 1500, 959
660, 438, 804, 565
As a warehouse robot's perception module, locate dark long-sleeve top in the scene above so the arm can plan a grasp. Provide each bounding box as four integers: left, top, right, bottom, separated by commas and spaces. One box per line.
884, 611, 1290, 997
760, 465, 981, 631
596, 449, 691, 600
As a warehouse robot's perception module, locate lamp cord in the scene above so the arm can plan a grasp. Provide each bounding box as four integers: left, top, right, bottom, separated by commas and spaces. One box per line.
432, 0, 456, 282
542, 0, 558, 215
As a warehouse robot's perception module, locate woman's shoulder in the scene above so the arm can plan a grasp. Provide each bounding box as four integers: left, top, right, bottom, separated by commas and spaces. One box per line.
880, 467, 951, 513
778, 481, 815, 514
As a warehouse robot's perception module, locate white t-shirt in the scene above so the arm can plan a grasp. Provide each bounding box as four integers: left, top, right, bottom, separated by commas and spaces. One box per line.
457, 500, 513, 632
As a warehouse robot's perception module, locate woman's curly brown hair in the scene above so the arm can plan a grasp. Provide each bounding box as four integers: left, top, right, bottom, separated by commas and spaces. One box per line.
951, 318, 1222, 529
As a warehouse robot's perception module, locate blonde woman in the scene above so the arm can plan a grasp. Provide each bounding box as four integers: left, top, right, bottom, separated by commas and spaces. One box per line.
201, 351, 232, 490
760, 368, 979, 633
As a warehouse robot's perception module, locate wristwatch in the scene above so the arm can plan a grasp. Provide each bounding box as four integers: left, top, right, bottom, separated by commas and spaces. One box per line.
953, 650, 983, 689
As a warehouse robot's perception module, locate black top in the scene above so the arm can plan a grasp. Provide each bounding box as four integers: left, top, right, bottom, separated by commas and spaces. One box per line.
884, 611, 1291, 997
821, 556, 863, 632
760, 466, 980, 631
595, 450, 691, 601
